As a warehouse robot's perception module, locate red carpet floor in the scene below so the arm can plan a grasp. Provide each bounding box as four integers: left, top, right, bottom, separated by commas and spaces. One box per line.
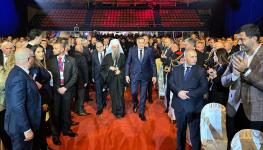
47, 88, 192, 150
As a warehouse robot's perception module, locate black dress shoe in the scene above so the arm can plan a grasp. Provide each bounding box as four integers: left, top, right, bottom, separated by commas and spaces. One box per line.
148, 99, 153, 104
116, 114, 122, 119
87, 98, 93, 101
96, 110, 103, 116
83, 110, 91, 115
71, 121, 79, 126
63, 130, 77, 137
139, 113, 146, 121
103, 102, 107, 108
52, 136, 61, 145
133, 106, 138, 113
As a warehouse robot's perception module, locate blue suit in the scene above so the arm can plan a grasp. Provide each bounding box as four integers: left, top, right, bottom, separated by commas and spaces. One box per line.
125, 46, 157, 114
4, 65, 42, 150
169, 64, 208, 150
92, 50, 107, 111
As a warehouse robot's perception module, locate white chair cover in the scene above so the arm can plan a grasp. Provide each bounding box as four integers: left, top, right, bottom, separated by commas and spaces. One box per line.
200, 103, 228, 150
231, 129, 263, 150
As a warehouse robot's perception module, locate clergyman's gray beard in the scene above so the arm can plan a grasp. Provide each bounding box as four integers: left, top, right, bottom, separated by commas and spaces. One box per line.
112, 51, 120, 61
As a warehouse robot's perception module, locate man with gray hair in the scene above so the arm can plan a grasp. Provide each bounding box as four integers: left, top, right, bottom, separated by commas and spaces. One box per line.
4, 48, 42, 150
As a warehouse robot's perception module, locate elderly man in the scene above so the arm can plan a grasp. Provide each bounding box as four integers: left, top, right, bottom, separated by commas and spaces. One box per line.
100, 39, 126, 118
169, 49, 208, 150
0, 41, 15, 150
4, 48, 42, 150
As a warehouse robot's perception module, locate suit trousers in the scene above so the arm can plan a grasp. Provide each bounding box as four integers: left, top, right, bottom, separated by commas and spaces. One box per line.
0, 110, 12, 150
174, 110, 201, 150
95, 79, 107, 111
165, 73, 171, 108
51, 89, 73, 136
147, 81, 153, 101
10, 133, 32, 150
131, 79, 149, 114
75, 88, 86, 113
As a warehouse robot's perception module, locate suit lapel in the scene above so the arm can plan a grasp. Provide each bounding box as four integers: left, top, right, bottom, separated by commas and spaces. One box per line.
0, 51, 3, 66
249, 45, 263, 70
54, 57, 60, 76
64, 55, 70, 77
141, 47, 147, 63
187, 65, 196, 81
178, 65, 185, 86
95, 51, 100, 65
134, 47, 140, 62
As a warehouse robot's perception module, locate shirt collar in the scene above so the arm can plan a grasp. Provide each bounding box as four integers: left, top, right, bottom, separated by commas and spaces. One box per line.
138, 48, 144, 51
184, 63, 193, 68
18, 66, 30, 74
57, 55, 65, 61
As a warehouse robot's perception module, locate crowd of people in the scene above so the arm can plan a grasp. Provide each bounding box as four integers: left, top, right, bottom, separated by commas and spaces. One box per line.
0, 23, 262, 150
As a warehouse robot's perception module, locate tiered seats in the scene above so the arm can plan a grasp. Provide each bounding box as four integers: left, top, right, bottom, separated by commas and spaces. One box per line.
93, 0, 204, 6
160, 9, 203, 27
90, 9, 155, 28
32, 8, 87, 28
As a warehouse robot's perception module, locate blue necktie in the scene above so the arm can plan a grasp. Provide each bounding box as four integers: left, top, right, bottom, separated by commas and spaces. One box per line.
139, 49, 143, 61
184, 67, 191, 80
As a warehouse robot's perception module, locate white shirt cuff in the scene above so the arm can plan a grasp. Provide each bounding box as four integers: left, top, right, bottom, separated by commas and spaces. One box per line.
232, 73, 240, 81
24, 129, 32, 134
243, 69, 251, 77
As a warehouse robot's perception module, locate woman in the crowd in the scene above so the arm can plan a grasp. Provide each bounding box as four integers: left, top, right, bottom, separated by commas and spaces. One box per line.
207, 48, 229, 106
30, 45, 52, 150
100, 39, 126, 118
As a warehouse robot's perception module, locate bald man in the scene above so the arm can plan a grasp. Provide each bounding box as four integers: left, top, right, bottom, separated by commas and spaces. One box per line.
4, 48, 42, 150
169, 49, 208, 150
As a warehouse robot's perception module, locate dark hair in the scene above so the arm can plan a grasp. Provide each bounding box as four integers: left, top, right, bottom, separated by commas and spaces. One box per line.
216, 48, 229, 65
31, 45, 46, 68
55, 38, 68, 48
29, 29, 42, 40
31, 45, 44, 54
239, 24, 260, 42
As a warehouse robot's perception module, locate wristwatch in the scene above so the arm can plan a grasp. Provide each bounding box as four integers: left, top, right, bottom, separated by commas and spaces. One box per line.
242, 67, 250, 74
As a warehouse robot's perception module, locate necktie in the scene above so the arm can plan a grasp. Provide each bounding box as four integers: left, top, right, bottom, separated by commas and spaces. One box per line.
100, 52, 103, 64
58, 57, 64, 85
184, 67, 191, 80
139, 49, 143, 61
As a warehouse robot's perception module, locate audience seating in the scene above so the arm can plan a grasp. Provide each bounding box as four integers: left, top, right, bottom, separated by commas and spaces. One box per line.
31, 8, 87, 28
90, 9, 155, 28
160, 9, 203, 27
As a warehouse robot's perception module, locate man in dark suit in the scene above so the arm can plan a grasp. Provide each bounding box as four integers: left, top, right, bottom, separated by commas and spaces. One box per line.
143, 35, 154, 104
125, 37, 157, 121
92, 42, 107, 116
4, 48, 42, 150
74, 45, 89, 116
47, 41, 78, 145
161, 37, 174, 113
40, 39, 53, 60
169, 49, 208, 150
